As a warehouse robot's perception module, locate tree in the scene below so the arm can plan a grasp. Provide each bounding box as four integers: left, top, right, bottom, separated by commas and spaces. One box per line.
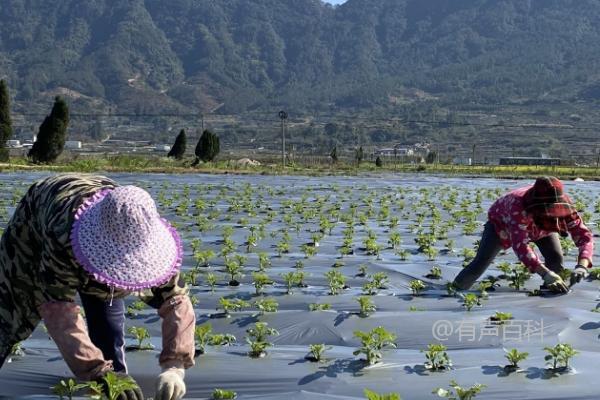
194, 129, 220, 163
0, 80, 12, 162
168, 129, 186, 160
330, 145, 338, 163
28, 96, 69, 163
375, 156, 383, 167
355, 146, 364, 166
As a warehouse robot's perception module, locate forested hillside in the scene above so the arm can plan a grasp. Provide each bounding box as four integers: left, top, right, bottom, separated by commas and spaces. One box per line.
1, 0, 600, 115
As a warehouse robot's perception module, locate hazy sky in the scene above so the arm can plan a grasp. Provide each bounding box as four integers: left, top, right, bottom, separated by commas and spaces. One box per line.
324, 0, 347, 5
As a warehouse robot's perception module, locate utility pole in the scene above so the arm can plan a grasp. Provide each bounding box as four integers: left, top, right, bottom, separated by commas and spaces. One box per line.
279, 110, 288, 167
472, 143, 476, 166
201, 113, 205, 132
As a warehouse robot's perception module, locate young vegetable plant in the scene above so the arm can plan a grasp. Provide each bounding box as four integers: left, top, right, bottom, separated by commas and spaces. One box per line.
426, 266, 443, 280
254, 298, 279, 315
224, 259, 243, 286
356, 264, 368, 278
281, 271, 300, 294
353, 326, 397, 366
97, 371, 142, 400
462, 293, 481, 312
508, 264, 531, 291
364, 389, 401, 400
51, 378, 87, 400
126, 300, 147, 318
195, 324, 213, 355
217, 297, 250, 318
305, 344, 332, 362
544, 343, 579, 371
246, 322, 279, 358
490, 311, 513, 324
212, 388, 238, 399
127, 326, 153, 350
409, 279, 426, 296
356, 296, 377, 318
325, 269, 347, 295
252, 272, 273, 296
309, 303, 331, 311
206, 272, 218, 292
433, 380, 486, 400
423, 343, 453, 371
504, 348, 529, 370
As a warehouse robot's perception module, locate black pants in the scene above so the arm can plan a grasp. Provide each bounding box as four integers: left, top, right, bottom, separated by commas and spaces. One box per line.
79, 293, 127, 373
0, 294, 127, 372
453, 221, 564, 290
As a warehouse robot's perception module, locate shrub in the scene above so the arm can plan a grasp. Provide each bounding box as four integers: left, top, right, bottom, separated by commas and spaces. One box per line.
353, 326, 397, 365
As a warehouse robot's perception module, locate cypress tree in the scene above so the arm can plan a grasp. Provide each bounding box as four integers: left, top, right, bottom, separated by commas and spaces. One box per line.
355, 146, 364, 166
168, 129, 187, 160
28, 96, 69, 163
194, 129, 220, 163
0, 80, 12, 162
330, 145, 338, 164
375, 156, 383, 167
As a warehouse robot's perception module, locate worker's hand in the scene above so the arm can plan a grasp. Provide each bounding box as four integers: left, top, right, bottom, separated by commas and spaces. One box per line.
96, 372, 144, 400
155, 367, 186, 400
542, 271, 570, 294
570, 265, 589, 286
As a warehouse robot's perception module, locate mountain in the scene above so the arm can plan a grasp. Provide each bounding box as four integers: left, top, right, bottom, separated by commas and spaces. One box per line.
1, 0, 600, 115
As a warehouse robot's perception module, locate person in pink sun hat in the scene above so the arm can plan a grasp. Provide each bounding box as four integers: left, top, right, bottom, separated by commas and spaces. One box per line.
0, 174, 194, 400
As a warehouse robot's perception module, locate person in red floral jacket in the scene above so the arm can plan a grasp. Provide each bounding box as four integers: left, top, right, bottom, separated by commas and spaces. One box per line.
453, 176, 593, 293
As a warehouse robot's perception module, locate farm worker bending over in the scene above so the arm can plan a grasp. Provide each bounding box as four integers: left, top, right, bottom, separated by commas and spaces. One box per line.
453, 176, 593, 294
0, 174, 195, 400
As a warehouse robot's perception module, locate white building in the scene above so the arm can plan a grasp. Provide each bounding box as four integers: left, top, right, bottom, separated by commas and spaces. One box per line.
65, 141, 82, 149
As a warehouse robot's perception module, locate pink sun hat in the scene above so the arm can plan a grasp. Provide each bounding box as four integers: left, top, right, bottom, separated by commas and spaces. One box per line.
70, 185, 183, 290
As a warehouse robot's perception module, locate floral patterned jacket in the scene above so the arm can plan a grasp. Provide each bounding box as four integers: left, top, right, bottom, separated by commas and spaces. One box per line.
488, 186, 594, 272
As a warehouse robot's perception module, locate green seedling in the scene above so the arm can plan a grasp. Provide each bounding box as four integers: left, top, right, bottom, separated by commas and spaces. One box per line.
195, 324, 213, 355
209, 334, 237, 347
356, 296, 377, 317
127, 326, 153, 350
462, 293, 481, 311
206, 272, 218, 292
301, 243, 318, 258
212, 388, 237, 399
309, 303, 331, 311
544, 343, 579, 371
588, 267, 600, 280
189, 295, 199, 306
507, 264, 531, 291
276, 240, 290, 257
306, 344, 332, 362
353, 326, 397, 366
504, 348, 529, 369
246, 322, 279, 358
252, 272, 273, 295
194, 249, 216, 268
96, 371, 141, 400
258, 252, 271, 271
426, 266, 443, 280
325, 269, 347, 295
364, 389, 401, 400
490, 311, 513, 324
254, 298, 279, 315
126, 300, 147, 318
224, 259, 243, 286
396, 248, 410, 261
434, 380, 486, 400
423, 343, 452, 371
217, 297, 250, 317
10, 342, 24, 357
281, 271, 301, 294
409, 279, 426, 296
356, 264, 369, 277
51, 378, 87, 400
388, 232, 402, 249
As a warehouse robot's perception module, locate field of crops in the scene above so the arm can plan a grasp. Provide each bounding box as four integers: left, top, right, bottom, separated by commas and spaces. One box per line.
0, 172, 599, 400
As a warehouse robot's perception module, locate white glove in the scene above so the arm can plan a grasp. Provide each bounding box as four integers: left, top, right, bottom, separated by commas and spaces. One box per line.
155, 367, 186, 400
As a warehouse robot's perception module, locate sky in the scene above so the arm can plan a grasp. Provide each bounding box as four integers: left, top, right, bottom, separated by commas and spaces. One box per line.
324, 0, 348, 5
